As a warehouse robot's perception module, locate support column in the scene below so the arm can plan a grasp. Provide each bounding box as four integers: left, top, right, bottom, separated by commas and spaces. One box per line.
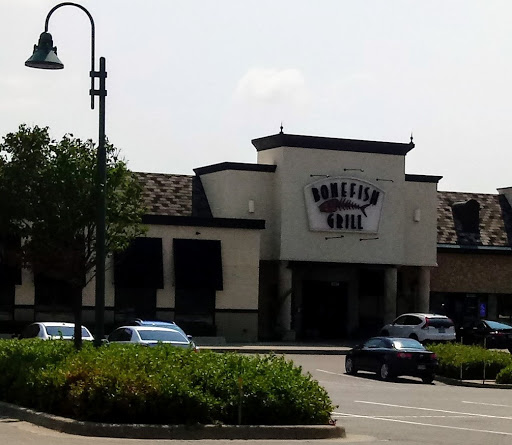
384, 267, 398, 324
488, 294, 498, 320
278, 261, 295, 340
417, 267, 430, 313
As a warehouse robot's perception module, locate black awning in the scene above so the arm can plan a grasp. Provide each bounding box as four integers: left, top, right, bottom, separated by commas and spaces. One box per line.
173, 239, 223, 290
0, 235, 21, 286
114, 237, 164, 289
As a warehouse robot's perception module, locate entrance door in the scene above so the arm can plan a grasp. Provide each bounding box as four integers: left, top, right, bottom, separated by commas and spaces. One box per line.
301, 280, 348, 340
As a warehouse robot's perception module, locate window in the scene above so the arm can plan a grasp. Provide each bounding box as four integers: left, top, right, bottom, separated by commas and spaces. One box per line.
365, 338, 384, 348
394, 316, 408, 325
20, 324, 41, 339
497, 294, 512, 323
114, 288, 156, 322
109, 328, 132, 342
34, 275, 73, 310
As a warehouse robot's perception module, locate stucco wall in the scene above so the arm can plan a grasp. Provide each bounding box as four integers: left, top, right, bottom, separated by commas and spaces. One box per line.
144, 224, 261, 311
403, 181, 439, 266
431, 252, 512, 293
198, 169, 279, 260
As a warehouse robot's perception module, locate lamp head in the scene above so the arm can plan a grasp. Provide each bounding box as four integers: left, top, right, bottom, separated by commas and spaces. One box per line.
25, 32, 64, 69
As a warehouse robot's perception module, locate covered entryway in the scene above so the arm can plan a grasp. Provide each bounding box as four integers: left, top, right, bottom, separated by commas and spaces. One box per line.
300, 280, 348, 340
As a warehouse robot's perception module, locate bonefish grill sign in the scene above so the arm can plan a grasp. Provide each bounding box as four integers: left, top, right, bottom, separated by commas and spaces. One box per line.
304, 177, 385, 232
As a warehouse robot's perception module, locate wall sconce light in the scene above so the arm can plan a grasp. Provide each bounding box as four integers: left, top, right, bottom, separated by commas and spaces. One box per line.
413, 209, 421, 222
248, 199, 255, 213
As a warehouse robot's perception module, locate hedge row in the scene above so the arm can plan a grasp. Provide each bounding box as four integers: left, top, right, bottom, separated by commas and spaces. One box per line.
0, 339, 335, 425
428, 342, 512, 382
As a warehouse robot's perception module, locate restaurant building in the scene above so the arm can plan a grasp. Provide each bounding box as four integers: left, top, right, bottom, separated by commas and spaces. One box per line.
7, 130, 512, 341
0, 130, 446, 341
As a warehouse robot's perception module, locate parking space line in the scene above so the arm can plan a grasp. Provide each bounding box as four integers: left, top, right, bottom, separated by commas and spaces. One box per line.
462, 401, 512, 408
359, 415, 474, 418
355, 400, 512, 420
333, 412, 512, 436
317, 368, 345, 376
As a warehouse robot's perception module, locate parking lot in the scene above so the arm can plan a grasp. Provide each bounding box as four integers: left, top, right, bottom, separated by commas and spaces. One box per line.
288, 354, 512, 444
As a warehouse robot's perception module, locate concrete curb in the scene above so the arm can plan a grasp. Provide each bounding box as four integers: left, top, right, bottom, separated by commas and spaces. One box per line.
435, 375, 512, 389
0, 401, 345, 440
204, 346, 350, 355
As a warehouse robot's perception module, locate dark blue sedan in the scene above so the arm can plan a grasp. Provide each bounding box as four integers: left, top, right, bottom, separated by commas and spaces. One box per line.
345, 337, 438, 383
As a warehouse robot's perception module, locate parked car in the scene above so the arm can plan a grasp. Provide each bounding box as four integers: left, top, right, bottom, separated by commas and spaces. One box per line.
124, 318, 189, 338
108, 325, 197, 350
345, 336, 438, 383
457, 319, 512, 352
20, 322, 94, 341
380, 313, 456, 343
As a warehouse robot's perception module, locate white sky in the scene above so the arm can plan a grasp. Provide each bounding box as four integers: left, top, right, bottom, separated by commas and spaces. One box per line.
2, 0, 512, 193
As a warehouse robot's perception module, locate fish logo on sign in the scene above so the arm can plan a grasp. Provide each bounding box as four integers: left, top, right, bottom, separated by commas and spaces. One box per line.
318, 198, 371, 216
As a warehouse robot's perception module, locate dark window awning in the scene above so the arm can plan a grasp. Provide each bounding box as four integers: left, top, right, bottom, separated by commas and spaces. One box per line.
114, 237, 164, 289
173, 239, 223, 290
0, 235, 21, 286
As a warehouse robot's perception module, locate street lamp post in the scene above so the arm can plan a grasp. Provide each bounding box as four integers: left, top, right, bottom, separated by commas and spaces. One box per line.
25, 2, 107, 346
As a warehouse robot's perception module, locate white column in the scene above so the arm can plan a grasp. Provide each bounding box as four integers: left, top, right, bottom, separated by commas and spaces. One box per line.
417, 267, 430, 313
384, 267, 398, 324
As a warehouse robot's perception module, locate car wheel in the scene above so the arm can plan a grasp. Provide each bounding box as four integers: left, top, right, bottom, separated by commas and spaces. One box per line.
422, 374, 435, 384
381, 330, 389, 336
379, 362, 393, 381
508, 347, 512, 354
409, 333, 419, 341
345, 357, 357, 375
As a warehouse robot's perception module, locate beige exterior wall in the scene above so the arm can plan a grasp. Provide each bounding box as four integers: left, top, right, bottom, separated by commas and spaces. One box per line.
403, 181, 439, 266
199, 145, 438, 267
199, 169, 279, 260
143, 224, 261, 311
431, 252, 512, 293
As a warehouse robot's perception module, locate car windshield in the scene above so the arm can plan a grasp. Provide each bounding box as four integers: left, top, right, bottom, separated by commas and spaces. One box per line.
46, 326, 89, 337
138, 329, 188, 343
486, 320, 512, 330
392, 339, 425, 350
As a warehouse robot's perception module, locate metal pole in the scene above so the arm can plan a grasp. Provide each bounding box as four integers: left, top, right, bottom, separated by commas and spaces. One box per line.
94, 56, 107, 346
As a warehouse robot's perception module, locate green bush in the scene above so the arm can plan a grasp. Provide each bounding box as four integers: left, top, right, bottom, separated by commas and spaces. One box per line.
428, 342, 512, 380
0, 340, 335, 425
496, 364, 512, 384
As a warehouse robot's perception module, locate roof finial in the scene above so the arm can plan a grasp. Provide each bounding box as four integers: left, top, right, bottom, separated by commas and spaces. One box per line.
410, 132, 414, 144
280, 122, 284, 134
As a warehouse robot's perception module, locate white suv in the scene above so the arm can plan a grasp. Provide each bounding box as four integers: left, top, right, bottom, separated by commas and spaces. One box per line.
380, 313, 456, 343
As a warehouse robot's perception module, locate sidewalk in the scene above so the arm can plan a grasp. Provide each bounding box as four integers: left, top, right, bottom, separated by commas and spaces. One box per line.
197, 339, 356, 355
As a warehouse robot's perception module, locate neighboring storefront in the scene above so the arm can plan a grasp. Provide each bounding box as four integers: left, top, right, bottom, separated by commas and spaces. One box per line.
431, 190, 512, 326
0, 130, 460, 341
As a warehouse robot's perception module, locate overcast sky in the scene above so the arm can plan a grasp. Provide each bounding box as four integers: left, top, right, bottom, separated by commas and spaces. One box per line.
2, 1, 512, 193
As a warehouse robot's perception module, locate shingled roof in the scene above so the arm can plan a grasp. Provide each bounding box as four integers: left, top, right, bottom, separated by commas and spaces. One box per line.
134, 172, 193, 216
437, 191, 512, 247
134, 173, 512, 247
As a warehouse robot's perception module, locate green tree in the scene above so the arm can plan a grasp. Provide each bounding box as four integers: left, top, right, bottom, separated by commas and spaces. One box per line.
0, 124, 147, 348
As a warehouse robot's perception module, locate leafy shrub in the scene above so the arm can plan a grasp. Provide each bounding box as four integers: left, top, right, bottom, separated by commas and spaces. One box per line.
0, 340, 335, 425
496, 364, 512, 384
428, 342, 512, 380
